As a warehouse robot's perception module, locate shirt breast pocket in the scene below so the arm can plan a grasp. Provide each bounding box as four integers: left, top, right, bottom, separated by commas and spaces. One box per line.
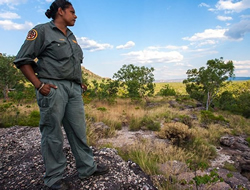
72, 42, 83, 63
50, 41, 71, 61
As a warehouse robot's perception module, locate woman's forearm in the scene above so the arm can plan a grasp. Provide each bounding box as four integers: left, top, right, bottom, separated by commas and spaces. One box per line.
19, 64, 41, 89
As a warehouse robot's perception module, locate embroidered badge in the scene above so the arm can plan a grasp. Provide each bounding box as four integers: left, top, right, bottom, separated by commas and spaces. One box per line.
26, 29, 38, 41
72, 40, 77, 44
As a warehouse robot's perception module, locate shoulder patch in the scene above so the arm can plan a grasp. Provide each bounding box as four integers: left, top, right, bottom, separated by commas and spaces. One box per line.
72, 40, 77, 44
26, 29, 38, 41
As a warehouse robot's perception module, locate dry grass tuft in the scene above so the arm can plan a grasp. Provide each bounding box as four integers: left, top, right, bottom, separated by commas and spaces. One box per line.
157, 122, 193, 145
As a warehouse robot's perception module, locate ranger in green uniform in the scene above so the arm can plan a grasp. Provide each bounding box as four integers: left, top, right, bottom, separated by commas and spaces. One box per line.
14, 0, 109, 189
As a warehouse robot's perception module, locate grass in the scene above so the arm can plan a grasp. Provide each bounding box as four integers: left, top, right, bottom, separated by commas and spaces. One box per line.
155, 82, 187, 95
1, 81, 250, 189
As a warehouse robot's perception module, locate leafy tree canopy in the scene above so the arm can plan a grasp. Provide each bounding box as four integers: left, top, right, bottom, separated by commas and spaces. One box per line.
183, 58, 234, 110
113, 64, 155, 99
0, 54, 25, 100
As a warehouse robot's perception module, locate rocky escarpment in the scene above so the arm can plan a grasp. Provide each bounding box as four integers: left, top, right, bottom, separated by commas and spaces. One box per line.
1, 126, 250, 190
0, 126, 156, 190
219, 135, 250, 181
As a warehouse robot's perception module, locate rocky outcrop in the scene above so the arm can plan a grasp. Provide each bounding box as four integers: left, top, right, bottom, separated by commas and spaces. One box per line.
219, 135, 250, 181
1, 127, 250, 190
0, 126, 156, 190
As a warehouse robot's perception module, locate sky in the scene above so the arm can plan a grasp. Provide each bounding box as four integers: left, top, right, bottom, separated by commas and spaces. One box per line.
0, 0, 250, 81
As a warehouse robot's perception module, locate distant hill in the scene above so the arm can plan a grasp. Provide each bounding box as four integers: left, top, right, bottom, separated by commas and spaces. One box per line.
80, 68, 250, 83
81, 66, 104, 81
229, 77, 250, 81
155, 79, 184, 83
155, 77, 250, 83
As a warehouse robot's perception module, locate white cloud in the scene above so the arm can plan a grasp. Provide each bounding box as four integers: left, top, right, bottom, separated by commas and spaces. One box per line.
217, 15, 233, 21
199, 3, 210, 8
183, 28, 227, 41
0, 20, 33, 30
166, 45, 188, 50
233, 60, 250, 76
0, 0, 27, 5
197, 40, 217, 46
148, 45, 188, 51
122, 50, 183, 64
215, 0, 250, 13
233, 60, 250, 69
0, 12, 20, 19
240, 14, 250, 19
224, 20, 250, 40
154, 65, 187, 80
116, 41, 135, 50
235, 70, 249, 75
77, 37, 113, 52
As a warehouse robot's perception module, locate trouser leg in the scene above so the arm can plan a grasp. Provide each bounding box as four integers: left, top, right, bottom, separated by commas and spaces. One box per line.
37, 79, 67, 187
62, 82, 96, 178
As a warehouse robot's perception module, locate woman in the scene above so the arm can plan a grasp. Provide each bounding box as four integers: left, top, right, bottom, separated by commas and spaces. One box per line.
14, 0, 109, 189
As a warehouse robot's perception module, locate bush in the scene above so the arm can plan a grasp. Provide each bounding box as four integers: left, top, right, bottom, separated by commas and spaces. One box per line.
246, 137, 250, 146
158, 84, 176, 96
200, 110, 229, 126
187, 138, 217, 160
129, 116, 161, 131
140, 117, 160, 131
157, 122, 193, 146
179, 115, 193, 128
237, 92, 250, 118
0, 102, 19, 128
217, 91, 237, 111
18, 110, 40, 127
129, 117, 141, 131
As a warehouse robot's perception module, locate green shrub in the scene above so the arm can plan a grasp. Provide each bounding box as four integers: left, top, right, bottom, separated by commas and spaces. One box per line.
18, 110, 40, 127
192, 168, 223, 186
129, 116, 160, 131
129, 117, 141, 131
97, 107, 107, 111
0, 102, 13, 112
200, 110, 229, 125
246, 137, 250, 146
223, 162, 237, 172
140, 117, 160, 131
158, 84, 176, 96
187, 137, 217, 160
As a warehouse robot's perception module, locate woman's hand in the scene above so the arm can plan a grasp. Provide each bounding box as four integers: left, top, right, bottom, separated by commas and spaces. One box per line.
81, 84, 87, 92
39, 83, 57, 96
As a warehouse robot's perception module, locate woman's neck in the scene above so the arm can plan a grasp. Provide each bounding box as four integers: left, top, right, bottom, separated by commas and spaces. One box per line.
54, 20, 67, 36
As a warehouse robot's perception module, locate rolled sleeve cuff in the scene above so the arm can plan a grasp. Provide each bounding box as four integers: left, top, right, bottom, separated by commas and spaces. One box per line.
14, 58, 37, 69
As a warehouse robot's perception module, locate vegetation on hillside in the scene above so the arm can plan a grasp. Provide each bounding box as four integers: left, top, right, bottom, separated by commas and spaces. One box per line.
1, 54, 250, 189
183, 57, 234, 111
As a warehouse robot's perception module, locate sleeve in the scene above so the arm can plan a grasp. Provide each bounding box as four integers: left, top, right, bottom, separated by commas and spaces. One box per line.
14, 25, 45, 69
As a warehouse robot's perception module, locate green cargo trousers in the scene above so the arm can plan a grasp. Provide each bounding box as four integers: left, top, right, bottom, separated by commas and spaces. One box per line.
36, 79, 96, 187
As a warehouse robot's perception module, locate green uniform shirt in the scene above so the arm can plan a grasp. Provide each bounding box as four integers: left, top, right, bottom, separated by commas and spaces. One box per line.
14, 21, 83, 84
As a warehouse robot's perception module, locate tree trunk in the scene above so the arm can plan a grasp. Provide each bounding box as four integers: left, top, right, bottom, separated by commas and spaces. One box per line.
206, 92, 210, 111
3, 84, 9, 100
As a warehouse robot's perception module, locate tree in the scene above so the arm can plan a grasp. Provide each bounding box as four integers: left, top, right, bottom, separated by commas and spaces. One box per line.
183, 58, 234, 110
113, 64, 155, 100
0, 54, 25, 100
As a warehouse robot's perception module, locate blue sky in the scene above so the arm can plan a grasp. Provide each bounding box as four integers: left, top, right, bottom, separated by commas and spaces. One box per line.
0, 0, 250, 81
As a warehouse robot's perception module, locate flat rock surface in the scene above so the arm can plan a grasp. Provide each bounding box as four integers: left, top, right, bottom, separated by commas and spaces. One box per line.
0, 126, 156, 190
1, 126, 250, 190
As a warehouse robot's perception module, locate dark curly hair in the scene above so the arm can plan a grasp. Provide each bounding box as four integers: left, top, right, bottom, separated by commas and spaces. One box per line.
45, 0, 72, 20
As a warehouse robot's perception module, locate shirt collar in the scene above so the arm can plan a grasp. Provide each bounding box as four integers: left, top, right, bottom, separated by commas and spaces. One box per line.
49, 21, 73, 36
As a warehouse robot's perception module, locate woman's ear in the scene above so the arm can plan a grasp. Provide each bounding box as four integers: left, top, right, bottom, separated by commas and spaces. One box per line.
57, 7, 64, 16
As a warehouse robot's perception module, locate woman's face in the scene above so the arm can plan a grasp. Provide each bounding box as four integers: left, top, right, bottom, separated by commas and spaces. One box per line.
61, 5, 77, 26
